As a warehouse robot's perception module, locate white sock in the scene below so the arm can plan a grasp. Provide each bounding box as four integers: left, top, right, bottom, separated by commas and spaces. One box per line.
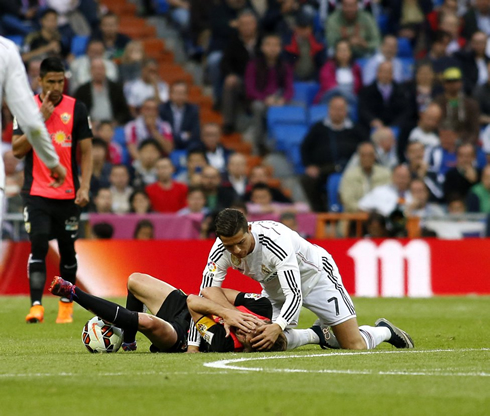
284, 329, 318, 350
358, 325, 391, 349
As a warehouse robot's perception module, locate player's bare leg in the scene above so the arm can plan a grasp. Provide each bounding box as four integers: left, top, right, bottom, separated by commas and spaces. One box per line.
331, 317, 368, 349
137, 313, 179, 351
127, 273, 177, 314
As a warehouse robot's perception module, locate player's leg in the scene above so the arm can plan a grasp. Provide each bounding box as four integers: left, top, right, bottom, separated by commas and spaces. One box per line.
127, 272, 177, 314
23, 197, 51, 323
136, 314, 179, 351
53, 201, 81, 323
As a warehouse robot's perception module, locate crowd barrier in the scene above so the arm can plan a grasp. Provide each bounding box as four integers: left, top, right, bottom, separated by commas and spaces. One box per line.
1, 238, 489, 297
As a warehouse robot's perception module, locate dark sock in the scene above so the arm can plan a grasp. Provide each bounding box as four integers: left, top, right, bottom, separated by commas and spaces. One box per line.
73, 287, 138, 334
124, 291, 144, 343
29, 265, 46, 306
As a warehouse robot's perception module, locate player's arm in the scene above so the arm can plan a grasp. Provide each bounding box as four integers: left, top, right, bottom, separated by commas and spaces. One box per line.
73, 101, 93, 207
12, 133, 32, 159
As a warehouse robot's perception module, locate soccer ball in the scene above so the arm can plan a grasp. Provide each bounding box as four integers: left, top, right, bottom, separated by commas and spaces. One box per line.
81, 316, 123, 353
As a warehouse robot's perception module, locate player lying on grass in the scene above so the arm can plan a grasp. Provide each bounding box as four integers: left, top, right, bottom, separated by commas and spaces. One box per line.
188, 208, 414, 352
49, 273, 333, 352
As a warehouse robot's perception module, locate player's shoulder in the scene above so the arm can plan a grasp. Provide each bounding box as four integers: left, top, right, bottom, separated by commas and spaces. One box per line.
208, 237, 229, 263
251, 220, 290, 241
0, 37, 17, 61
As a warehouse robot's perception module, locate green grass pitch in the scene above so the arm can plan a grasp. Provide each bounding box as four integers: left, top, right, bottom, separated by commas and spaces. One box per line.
0, 296, 489, 416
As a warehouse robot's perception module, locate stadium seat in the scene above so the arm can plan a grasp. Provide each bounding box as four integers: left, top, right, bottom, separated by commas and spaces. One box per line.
155, 0, 170, 13
377, 14, 389, 35
355, 58, 369, 72
309, 104, 328, 125
397, 38, 413, 58
113, 126, 126, 146
71, 35, 89, 57
326, 172, 343, 212
399, 57, 415, 80
170, 149, 187, 175
272, 123, 308, 152
6, 35, 23, 47
266, 106, 307, 132
293, 82, 320, 106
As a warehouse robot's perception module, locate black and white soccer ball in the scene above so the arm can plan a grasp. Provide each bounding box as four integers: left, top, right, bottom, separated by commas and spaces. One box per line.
81, 316, 123, 353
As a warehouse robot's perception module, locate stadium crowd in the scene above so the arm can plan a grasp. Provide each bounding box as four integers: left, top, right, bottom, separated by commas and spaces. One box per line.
2, 0, 490, 240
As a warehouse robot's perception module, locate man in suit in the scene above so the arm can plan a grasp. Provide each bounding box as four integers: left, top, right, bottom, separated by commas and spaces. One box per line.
74, 58, 131, 125
159, 81, 201, 150
358, 61, 410, 133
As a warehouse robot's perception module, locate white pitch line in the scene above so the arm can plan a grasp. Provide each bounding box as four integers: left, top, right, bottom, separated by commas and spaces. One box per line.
203, 348, 490, 377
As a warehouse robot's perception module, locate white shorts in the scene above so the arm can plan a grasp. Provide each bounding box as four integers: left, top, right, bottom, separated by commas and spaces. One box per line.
271, 253, 357, 327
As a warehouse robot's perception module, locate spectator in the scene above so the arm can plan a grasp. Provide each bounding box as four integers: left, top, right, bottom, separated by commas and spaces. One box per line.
472, 60, 490, 125
279, 212, 306, 237
119, 40, 145, 84
200, 165, 237, 212
194, 122, 231, 173
363, 35, 405, 86
90, 12, 131, 59
371, 127, 399, 170
159, 81, 201, 150
69, 39, 119, 94
433, 67, 480, 144
133, 219, 154, 240
26, 58, 42, 94
21, 8, 68, 62
454, 31, 490, 95
90, 138, 112, 197
424, 30, 460, 80
92, 187, 113, 213
175, 149, 208, 185
145, 158, 188, 213
407, 102, 443, 148
301, 95, 362, 211
405, 141, 444, 202
125, 58, 169, 115
466, 165, 490, 213
75, 58, 131, 125
246, 183, 309, 215
283, 12, 326, 81
222, 152, 248, 198
447, 195, 467, 214
358, 61, 410, 132
405, 178, 445, 220
109, 164, 133, 214
439, 12, 465, 54
480, 121, 490, 164
168, 0, 191, 34
220, 10, 260, 134
364, 212, 389, 238
132, 139, 164, 188
244, 165, 292, 203
314, 39, 362, 107
443, 143, 481, 201
46, 0, 90, 38
462, 0, 490, 40
358, 164, 413, 216
427, 0, 458, 35
404, 63, 442, 118
245, 33, 294, 154
340, 142, 392, 213
177, 186, 209, 215
129, 189, 152, 214
0, 0, 38, 37
325, 0, 381, 58
94, 121, 123, 165
125, 98, 173, 161
92, 222, 114, 239
426, 122, 459, 176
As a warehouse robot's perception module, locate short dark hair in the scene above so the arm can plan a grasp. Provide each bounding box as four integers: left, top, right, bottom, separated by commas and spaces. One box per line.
92, 137, 108, 150
40, 8, 57, 19
171, 80, 188, 90
129, 189, 151, 213
215, 208, 248, 238
251, 182, 272, 194
138, 138, 164, 154
40, 57, 65, 78
92, 222, 114, 239
133, 219, 154, 239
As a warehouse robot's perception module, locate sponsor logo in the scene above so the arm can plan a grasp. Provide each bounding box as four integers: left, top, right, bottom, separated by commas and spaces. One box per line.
60, 112, 71, 124
51, 131, 73, 147
261, 264, 272, 275
244, 293, 262, 300
263, 272, 278, 283
65, 217, 79, 232
347, 240, 432, 297
207, 261, 217, 273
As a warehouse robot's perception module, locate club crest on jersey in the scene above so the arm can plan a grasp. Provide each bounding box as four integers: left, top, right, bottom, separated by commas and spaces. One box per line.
261, 264, 272, 275
60, 112, 71, 124
207, 261, 217, 272
231, 255, 241, 266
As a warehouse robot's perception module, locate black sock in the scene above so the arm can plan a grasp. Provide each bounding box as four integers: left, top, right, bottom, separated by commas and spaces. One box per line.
73, 287, 138, 334
29, 264, 46, 305
124, 291, 144, 343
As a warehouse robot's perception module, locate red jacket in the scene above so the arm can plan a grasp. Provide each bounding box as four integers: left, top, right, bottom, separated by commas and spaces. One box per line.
314, 60, 363, 103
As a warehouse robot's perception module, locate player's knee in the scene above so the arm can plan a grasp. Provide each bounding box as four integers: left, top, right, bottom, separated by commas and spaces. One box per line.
186, 294, 198, 308
127, 272, 145, 291
30, 234, 49, 259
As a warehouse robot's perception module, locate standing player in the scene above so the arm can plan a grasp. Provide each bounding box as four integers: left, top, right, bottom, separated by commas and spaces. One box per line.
187, 208, 414, 352
0, 36, 66, 233
12, 57, 93, 324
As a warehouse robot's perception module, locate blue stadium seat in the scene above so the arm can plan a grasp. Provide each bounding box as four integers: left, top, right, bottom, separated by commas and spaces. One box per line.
284, 143, 305, 174
355, 58, 369, 72
6, 35, 23, 47
397, 37, 413, 58
155, 0, 170, 13
71, 35, 89, 57
113, 126, 126, 146
267, 105, 307, 132
170, 149, 187, 175
399, 57, 415, 80
376, 14, 389, 35
293, 82, 320, 106
272, 123, 308, 152
309, 104, 328, 125
326, 172, 343, 212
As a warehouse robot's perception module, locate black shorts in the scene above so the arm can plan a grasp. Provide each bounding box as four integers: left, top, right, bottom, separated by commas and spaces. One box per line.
149, 289, 190, 353
22, 195, 81, 241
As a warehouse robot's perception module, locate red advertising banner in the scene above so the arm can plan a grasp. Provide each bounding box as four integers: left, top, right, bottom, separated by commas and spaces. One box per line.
1, 239, 489, 297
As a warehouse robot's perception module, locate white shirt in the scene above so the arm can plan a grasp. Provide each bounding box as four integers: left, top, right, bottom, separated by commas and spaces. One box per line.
408, 126, 440, 148
0, 36, 59, 190
358, 184, 413, 216
125, 78, 169, 108
363, 53, 404, 85
69, 56, 119, 94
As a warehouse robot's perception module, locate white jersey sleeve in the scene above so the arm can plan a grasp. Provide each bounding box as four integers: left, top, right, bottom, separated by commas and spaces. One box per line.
187, 238, 231, 347
0, 37, 59, 169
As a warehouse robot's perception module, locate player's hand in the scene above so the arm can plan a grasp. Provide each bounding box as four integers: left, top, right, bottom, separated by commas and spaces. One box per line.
186, 345, 200, 354
250, 323, 282, 351
49, 164, 67, 188
75, 187, 90, 207
40, 91, 55, 121
222, 309, 262, 335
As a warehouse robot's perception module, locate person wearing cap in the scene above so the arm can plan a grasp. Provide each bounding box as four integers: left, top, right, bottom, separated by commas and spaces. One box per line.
283, 13, 326, 81
433, 67, 480, 144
